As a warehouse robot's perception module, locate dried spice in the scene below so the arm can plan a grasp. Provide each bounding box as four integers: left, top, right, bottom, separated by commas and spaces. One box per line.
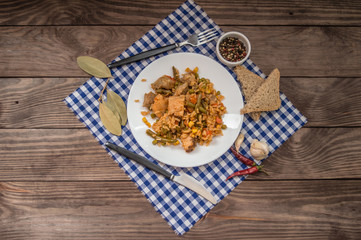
77, 56, 112, 78
219, 37, 247, 62
107, 90, 127, 126
226, 165, 267, 180
99, 102, 122, 136
104, 96, 123, 124
76, 55, 127, 136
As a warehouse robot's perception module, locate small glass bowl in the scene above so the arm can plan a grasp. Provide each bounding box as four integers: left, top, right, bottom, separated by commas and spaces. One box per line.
216, 31, 251, 67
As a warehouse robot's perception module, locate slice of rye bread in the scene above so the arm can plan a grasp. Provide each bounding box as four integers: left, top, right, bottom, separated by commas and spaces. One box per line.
240, 68, 281, 114
234, 65, 263, 121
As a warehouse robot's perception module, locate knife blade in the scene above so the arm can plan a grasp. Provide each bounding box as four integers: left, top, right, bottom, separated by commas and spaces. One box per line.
105, 142, 217, 204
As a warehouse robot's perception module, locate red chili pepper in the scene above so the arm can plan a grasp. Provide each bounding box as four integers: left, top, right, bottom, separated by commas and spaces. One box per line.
226, 165, 264, 181
230, 146, 255, 166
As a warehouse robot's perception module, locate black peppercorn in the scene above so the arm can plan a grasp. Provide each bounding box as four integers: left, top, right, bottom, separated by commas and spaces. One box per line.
219, 37, 247, 62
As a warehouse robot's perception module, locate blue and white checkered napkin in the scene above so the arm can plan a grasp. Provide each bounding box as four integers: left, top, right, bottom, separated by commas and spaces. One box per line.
64, 0, 307, 235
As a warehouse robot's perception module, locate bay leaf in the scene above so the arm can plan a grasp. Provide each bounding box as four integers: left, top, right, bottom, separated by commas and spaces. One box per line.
77, 56, 112, 78
107, 90, 127, 126
99, 102, 122, 136
103, 96, 123, 125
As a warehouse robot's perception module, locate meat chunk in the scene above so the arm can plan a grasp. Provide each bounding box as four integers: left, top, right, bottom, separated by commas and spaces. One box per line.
181, 72, 197, 86
151, 75, 175, 90
143, 91, 156, 109
174, 82, 188, 96
208, 94, 218, 105
168, 95, 185, 117
180, 134, 196, 153
151, 94, 168, 118
152, 113, 170, 133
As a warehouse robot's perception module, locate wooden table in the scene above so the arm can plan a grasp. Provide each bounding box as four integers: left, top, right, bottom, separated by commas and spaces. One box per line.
1, 1, 361, 239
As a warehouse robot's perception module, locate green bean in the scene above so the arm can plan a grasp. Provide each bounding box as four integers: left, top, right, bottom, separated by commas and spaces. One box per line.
156, 89, 172, 95
221, 124, 227, 129
186, 101, 196, 108
195, 113, 200, 121
201, 99, 208, 109
175, 126, 181, 132
146, 129, 158, 138
180, 120, 185, 129
172, 66, 180, 81
195, 94, 202, 108
157, 137, 177, 144
146, 129, 177, 143
198, 106, 207, 114
152, 139, 158, 145
195, 97, 207, 114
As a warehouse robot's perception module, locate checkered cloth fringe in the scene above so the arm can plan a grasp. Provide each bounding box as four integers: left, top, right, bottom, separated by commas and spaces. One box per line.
64, 0, 307, 235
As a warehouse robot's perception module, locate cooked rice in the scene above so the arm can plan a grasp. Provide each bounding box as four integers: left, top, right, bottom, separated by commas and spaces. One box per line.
144, 67, 227, 152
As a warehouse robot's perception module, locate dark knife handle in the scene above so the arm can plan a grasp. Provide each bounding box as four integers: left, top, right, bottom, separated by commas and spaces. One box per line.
105, 142, 173, 179
108, 43, 178, 68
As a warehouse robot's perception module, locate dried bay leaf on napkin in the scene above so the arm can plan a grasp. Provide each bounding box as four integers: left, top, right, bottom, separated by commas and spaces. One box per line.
104, 96, 123, 125
76, 55, 127, 135
107, 90, 127, 126
99, 102, 122, 136
77, 56, 112, 78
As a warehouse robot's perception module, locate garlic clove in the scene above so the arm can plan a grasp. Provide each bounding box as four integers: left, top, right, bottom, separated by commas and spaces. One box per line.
250, 139, 269, 160
234, 133, 244, 152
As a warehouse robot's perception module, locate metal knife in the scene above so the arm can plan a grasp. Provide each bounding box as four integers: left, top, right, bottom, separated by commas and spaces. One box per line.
105, 142, 217, 204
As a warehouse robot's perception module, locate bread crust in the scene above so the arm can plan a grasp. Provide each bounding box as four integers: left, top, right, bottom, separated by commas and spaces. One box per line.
240, 68, 281, 114
233, 66, 263, 121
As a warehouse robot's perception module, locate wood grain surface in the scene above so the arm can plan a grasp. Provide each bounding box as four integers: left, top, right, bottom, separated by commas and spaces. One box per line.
1, 128, 361, 181
1, 0, 361, 239
0, 0, 360, 26
1, 26, 361, 77
1, 180, 360, 239
1, 77, 361, 128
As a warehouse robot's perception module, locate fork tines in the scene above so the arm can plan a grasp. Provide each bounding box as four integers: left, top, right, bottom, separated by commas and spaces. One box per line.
198, 28, 219, 44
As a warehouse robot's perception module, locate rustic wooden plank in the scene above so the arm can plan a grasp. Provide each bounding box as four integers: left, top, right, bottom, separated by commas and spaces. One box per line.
0, 129, 123, 181
1, 128, 361, 181
0, 26, 141, 77
1, 180, 360, 239
0, 26, 360, 78
262, 127, 361, 180
280, 77, 361, 127
0, 0, 360, 26
0, 77, 85, 129
1, 76, 360, 128
236, 26, 361, 77
0, 1, 359, 239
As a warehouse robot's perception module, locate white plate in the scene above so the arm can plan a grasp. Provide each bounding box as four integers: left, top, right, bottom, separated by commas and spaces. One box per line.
127, 52, 243, 168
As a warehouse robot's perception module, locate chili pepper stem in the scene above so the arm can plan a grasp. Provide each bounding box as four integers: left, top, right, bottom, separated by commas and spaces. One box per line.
259, 168, 269, 176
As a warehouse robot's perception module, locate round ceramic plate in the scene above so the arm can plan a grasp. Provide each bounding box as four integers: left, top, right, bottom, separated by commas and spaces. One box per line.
127, 52, 243, 167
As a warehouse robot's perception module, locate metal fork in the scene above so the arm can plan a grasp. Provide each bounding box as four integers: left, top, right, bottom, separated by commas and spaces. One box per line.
108, 28, 219, 68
